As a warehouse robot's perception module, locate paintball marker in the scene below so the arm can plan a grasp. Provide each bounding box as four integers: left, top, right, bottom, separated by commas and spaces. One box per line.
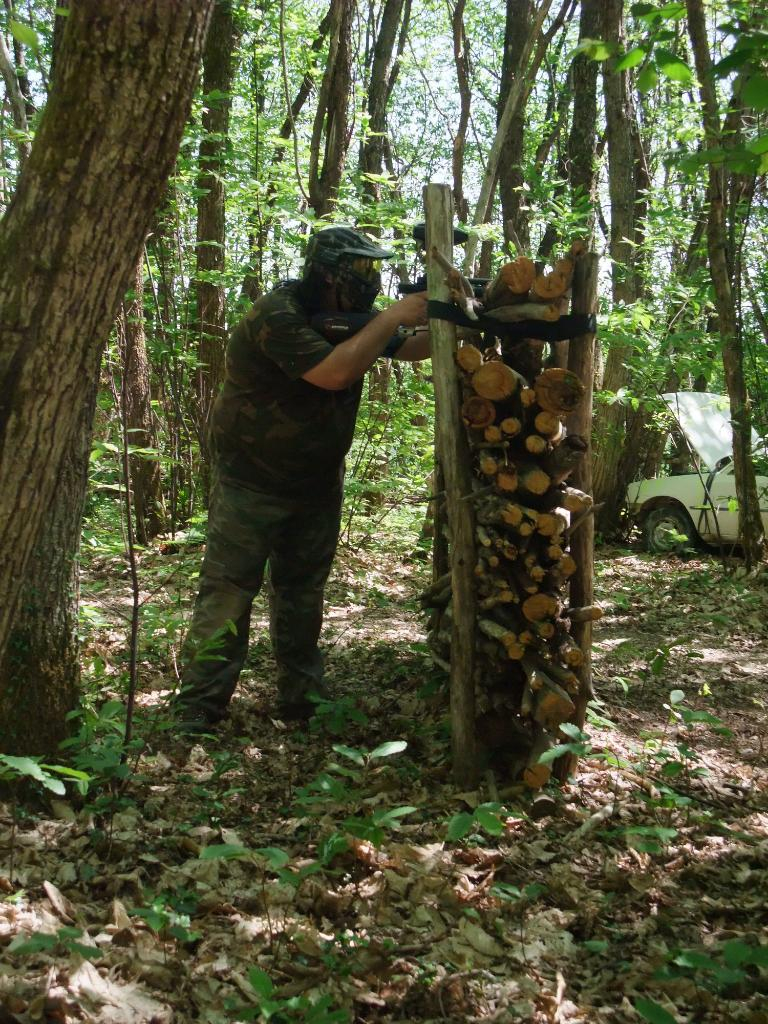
398, 223, 488, 298
310, 312, 425, 359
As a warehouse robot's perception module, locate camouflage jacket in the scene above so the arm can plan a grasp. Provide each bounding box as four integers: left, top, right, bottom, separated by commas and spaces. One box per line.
210, 281, 362, 495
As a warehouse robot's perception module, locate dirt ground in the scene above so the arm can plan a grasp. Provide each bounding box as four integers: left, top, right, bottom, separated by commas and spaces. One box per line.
1, 539, 767, 1023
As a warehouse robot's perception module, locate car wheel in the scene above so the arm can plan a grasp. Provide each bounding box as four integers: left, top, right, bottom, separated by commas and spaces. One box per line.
642, 506, 697, 554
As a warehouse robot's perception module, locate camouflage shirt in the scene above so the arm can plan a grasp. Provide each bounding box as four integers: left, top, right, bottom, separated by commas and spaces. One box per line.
210, 281, 362, 495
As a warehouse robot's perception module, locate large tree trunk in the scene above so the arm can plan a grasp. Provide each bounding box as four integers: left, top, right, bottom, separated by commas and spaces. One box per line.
591, 0, 644, 535
463, 0, 554, 273
0, 0, 213, 666
498, 0, 533, 251
686, 0, 765, 567
118, 260, 165, 546
195, 0, 237, 482
359, 0, 409, 211
0, 346, 100, 755
449, 0, 472, 224
308, 0, 355, 218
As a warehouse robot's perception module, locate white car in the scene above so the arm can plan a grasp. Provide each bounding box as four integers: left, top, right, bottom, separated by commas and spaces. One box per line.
626, 392, 768, 552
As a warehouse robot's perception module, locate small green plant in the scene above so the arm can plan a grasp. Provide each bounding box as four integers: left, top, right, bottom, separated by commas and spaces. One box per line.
655, 939, 768, 995
445, 801, 515, 842
8, 926, 101, 961
129, 889, 201, 945
293, 741, 417, 847
61, 699, 130, 786
308, 695, 368, 736
225, 966, 349, 1022
0, 755, 89, 797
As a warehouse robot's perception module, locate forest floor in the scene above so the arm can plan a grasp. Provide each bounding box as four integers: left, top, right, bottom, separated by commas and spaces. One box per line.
1, 520, 767, 1024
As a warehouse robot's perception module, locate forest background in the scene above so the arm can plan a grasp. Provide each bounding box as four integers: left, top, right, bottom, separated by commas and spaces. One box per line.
1, 2, 768, 1021
2, 0, 767, 753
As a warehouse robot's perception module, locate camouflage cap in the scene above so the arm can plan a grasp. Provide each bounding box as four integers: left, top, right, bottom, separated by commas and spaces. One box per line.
304, 226, 394, 271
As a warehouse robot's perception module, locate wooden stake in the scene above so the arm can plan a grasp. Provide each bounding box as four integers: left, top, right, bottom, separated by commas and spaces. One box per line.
425, 183, 478, 787
554, 251, 598, 783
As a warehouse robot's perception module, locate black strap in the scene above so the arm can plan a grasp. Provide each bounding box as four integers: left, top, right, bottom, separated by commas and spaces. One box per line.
426, 300, 596, 342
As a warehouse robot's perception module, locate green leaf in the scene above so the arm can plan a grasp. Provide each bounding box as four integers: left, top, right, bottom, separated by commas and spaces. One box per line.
656, 48, 692, 83
42, 764, 91, 782
616, 46, 647, 71
369, 740, 407, 760
248, 966, 275, 999
9, 19, 39, 49
446, 811, 474, 841
0, 756, 66, 794
634, 997, 678, 1024
577, 38, 618, 62
256, 847, 290, 869
637, 64, 659, 93
747, 134, 768, 155
538, 743, 581, 765
722, 940, 755, 967
583, 939, 609, 953
317, 832, 349, 865
669, 689, 685, 705
332, 744, 365, 766
8, 932, 58, 955
712, 48, 754, 77
559, 722, 587, 741
199, 843, 251, 860
372, 805, 418, 827
673, 949, 716, 969
743, 74, 768, 110
491, 882, 522, 901
474, 807, 505, 835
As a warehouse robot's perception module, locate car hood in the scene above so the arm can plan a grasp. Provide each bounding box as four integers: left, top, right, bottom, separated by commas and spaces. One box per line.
660, 392, 760, 471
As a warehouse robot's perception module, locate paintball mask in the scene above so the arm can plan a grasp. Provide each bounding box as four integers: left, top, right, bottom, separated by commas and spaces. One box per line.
335, 256, 382, 312
303, 226, 392, 312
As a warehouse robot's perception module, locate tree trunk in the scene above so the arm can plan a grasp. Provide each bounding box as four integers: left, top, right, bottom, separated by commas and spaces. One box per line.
463, 0, 553, 273
241, 2, 334, 300
450, 0, 472, 224
118, 260, 165, 546
0, 347, 100, 756
498, 0, 533, 251
686, 0, 765, 566
591, 0, 644, 535
308, 0, 354, 218
0, 0, 213, 666
195, 0, 237, 482
359, 0, 409, 211
0, 27, 30, 162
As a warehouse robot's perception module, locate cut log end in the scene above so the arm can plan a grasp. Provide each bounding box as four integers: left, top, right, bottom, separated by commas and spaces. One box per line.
472, 361, 520, 401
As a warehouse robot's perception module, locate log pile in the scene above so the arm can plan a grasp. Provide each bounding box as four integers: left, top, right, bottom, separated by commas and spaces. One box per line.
422, 249, 600, 788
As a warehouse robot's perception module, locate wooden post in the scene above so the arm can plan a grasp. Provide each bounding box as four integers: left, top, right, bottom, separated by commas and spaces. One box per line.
554, 252, 599, 782
424, 183, 478, 786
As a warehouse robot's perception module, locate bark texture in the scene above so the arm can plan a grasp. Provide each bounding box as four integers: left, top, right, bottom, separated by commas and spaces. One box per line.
119, 260, 164, 545
498, 0, 533, 251
308, 0, 354, 218
0, 345, 100, 755
591, 0, 644, 533
359, 0, 409, 209
450, 0, 472, 224
195, 0, 237, 459
686, 0, 765, 566
0, 0, 213, 665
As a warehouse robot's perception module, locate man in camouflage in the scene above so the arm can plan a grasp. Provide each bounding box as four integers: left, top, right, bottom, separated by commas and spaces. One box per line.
174, 226, 429, 728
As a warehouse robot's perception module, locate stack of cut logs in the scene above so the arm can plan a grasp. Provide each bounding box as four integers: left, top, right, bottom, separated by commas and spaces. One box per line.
422, 250, 602, 787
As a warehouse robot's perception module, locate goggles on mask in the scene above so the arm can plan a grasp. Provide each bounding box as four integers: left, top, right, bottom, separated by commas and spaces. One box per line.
336, 257, 382, 311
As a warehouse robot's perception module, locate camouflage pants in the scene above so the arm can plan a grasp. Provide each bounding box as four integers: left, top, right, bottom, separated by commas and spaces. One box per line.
177, 475, 343, 720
